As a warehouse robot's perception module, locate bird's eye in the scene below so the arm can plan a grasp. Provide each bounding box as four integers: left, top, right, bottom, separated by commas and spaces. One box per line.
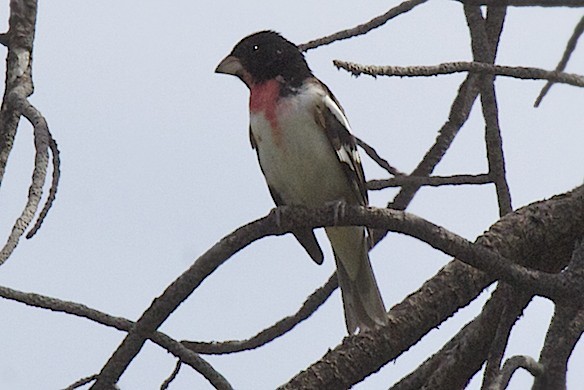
253, 45, 259, 51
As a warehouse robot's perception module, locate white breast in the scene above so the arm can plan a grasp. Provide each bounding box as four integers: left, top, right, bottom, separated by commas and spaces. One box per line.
250, 84, 352, 207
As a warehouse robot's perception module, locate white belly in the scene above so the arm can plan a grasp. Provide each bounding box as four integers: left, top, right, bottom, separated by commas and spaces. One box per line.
250, 103, 352, 207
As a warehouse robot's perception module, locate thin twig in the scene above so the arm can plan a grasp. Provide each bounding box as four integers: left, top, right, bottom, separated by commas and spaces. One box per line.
355, 136, 404, 177
183, 274, 337, 354
535, 15, 584, 106
333, 60, 584, 88
160, 361, 182, 390
298, 0, 429, 51
368, 173, 491, 190
63, 374, 98, 390
371, 74, 482, 245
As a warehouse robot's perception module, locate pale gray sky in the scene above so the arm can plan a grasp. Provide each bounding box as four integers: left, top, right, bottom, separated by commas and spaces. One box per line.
0, 1, 582, 389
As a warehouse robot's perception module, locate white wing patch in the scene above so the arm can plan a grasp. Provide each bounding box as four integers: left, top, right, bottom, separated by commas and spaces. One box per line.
324, 94, 351, 132
323, 94, 362, 167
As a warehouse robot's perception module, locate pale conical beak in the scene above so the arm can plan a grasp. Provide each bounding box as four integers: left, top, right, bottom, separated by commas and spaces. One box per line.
215, 55, 243, 76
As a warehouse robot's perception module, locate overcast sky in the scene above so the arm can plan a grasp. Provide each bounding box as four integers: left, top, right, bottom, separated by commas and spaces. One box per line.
0, 1, 582, 389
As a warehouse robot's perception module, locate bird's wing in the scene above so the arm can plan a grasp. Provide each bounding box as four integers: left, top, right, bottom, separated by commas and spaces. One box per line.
312, 80, 368, 207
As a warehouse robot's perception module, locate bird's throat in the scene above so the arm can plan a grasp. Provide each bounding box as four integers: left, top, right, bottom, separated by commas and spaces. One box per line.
249, 79, 282, 131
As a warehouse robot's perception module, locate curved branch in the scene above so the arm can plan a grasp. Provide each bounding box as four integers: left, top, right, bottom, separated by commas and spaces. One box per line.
26, 133, 61, 238
298, 0, 429, 51
0, 284, 232, 389
0, 99, 49, 265
183, 273, 337, 354
497, 356, 544, 389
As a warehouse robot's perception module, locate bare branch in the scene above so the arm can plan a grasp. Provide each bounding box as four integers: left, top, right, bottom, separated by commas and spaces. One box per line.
1, 0, 37, 184
0, 285, 232, 389
465, 6, 513, 216
355, 136, 405, 177
368, 173, 491, 190
89, 184, 584, 389
298, 0, 429, 51
26, 133, 61, 238
496, 356, 544, 389
63, 374, 98, 390
1, 0, 60, 260
393, 286, 533, 390
0, 99, 49, 265
371, 68, 482, 245
334, 60, 584, 88
535, 16, 584, 106
183, 274, 337, 355
161, 361, 182, 390
533, 241, 584, 390
282, 186, 583, 389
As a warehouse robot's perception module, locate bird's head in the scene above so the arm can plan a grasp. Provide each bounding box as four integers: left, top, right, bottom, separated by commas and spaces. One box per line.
215, 31, 311, 88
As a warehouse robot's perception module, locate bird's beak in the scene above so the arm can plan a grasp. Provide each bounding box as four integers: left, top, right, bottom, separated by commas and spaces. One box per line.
215, 55, 243, 76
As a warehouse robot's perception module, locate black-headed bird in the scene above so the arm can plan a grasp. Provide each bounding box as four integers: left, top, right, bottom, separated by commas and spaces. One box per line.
215, 31, 387, 333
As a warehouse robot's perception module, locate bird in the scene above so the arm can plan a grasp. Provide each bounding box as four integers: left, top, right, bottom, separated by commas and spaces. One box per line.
215, 30, 387, 333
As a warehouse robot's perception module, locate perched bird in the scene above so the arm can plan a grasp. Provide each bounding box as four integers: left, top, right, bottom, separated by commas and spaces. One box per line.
215, 31, 387, 333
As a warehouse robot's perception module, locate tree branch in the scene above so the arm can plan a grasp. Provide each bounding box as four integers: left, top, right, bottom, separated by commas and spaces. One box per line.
182, 274, 338, 354
280, 185, 583, 388
333, 60, 584, 88
532, 240, 584, 390
355, 136, 405, 177
298, 0, 429, 51
465, 6, 513, 217
0, 284, 232, 389
368, 173, 491, 189
495, 356, 544, 389
535, 15, 584, 106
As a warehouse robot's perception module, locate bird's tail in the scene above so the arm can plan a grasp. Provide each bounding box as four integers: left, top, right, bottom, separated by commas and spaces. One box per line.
326, 226, 388, 333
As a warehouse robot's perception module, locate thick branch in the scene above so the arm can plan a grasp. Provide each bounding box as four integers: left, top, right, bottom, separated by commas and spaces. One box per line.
532, 241, 584, 390
281, 185, 583, 388
0, 0, 37, 183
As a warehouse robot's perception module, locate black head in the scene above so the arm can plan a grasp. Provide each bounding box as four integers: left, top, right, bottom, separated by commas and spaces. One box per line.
216, 31, 312, 87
